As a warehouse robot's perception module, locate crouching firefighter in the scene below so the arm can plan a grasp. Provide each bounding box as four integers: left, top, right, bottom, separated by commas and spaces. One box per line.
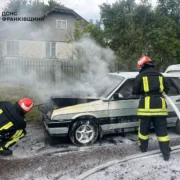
0, 98, 33, 156
132, 56, 171, 161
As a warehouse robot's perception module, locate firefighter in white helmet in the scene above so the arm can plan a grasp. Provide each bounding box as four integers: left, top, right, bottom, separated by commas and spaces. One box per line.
0, 98, 33, 156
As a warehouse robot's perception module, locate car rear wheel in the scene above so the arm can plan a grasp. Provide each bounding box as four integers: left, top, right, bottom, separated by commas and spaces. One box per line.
176, 119, 180, 134
69, 119, 99, 146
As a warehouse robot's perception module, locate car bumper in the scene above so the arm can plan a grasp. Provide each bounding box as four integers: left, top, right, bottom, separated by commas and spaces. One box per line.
42, 114, 71, 136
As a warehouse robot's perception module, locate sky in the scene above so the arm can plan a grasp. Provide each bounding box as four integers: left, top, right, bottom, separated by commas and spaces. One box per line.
0, 0, 158, 22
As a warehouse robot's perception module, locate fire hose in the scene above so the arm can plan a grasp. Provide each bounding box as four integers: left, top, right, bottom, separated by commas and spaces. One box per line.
162, 93, 180, 120
33, 103, 45, 107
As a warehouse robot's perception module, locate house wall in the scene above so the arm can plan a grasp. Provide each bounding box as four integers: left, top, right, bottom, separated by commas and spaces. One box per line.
2, 40, 73, 60
56, 42, 72, 60
0, 12, 80, 60
0, 40, 6, 57
39, 13, 77, 42
20, 40, 45, 59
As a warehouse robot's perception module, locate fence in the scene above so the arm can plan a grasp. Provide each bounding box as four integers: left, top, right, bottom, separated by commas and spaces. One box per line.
0, 59, 121, 84
0, 59, 55, 83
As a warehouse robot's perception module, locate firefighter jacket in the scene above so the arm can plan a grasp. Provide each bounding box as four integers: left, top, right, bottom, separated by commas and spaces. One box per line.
0, 101, 26, 131
132, 65, 169, 116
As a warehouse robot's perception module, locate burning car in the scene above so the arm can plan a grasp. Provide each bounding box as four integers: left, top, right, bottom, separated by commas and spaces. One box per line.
39, 72, 180, 146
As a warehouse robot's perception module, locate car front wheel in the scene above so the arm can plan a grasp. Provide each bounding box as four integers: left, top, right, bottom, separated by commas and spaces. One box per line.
69, 119, 99, 146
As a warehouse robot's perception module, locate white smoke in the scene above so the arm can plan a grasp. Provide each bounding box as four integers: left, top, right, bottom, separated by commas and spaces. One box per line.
36, 37, 115, 102
0, 1, 116, 103
73, 37, 115, 82
0, 37, 116, 103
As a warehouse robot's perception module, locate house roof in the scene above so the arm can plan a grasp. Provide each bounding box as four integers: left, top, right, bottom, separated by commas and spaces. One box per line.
0, 6, 88, 41
42, 7, 88, 23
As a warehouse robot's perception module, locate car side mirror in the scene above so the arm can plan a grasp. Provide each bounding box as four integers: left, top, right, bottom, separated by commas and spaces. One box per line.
113, 93, 123, 100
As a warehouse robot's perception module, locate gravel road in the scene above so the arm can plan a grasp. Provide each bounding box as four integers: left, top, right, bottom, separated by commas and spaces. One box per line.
0, 123, 180, 180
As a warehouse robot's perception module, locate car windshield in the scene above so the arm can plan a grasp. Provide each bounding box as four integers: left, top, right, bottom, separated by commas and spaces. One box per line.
92, 74, 124, 98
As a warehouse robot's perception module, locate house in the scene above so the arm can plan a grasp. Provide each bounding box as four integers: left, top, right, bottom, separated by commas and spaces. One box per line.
0, 6, 87, 61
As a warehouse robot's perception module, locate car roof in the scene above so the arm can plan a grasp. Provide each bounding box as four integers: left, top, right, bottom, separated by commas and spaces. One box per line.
109, 72, 138, 78
165, 64, 180, 71
165, 64, 180, 74
109, 72, 180, 78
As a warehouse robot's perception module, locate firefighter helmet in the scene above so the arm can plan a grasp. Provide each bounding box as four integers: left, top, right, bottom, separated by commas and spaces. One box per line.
18, 98, 34, 113
137, 56, 153, 69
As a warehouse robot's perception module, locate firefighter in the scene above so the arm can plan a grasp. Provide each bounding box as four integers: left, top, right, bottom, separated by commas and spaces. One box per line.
0, 98, 33, 156
132, 56, 171, 161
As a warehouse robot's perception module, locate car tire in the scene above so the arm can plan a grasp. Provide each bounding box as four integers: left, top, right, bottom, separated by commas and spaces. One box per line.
69, 119, 99, 146
176, 119, 180, 134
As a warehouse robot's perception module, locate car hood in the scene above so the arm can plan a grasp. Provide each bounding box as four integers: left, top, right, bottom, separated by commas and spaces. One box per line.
51, 95, 99, 108
38, 96, 100, 116
51, 99, 104, 119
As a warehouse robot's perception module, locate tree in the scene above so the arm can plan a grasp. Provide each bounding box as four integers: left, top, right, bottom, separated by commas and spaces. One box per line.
4, 0, 29, 13
3, 0, 63, 15
47, 0, 63, 10
100, 0, 180, 70
73, 20, 106, 47
156, 0, 180, 64
156, 0, 180, 22
100, 0, 147, 70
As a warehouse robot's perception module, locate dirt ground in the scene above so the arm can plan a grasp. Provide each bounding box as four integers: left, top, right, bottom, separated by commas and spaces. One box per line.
0, 123, 180, 180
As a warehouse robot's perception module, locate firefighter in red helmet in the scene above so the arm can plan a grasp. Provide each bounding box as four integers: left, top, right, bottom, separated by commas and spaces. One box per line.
0, 98, 33, 156
132, 56, 171, 161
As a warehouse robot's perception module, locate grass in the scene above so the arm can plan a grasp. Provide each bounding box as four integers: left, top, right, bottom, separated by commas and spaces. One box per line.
0, 83, 42, 122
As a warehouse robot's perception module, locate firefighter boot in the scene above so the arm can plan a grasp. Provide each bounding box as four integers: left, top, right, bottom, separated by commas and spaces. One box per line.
138, 139, 148, 153
140, 148, 147, 153
159, 142, 171, 161
0, 147, 12, 156
163, 147, 171, 161
163, 153, 170, 161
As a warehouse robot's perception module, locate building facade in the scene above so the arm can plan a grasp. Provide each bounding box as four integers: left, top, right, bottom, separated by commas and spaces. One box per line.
0, 7, 86, 61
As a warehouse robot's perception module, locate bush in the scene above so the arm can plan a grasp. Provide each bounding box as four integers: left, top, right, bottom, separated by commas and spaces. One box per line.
0, 83, 42, 122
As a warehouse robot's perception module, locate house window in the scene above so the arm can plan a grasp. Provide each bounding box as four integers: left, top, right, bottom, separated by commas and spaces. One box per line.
56, 20, 67, 29
46, 42, 56, 58
7, 41, 19, 56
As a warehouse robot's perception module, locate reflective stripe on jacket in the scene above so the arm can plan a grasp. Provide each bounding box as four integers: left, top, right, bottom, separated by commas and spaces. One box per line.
132, 65, 169, 116
0, 101, 26, 130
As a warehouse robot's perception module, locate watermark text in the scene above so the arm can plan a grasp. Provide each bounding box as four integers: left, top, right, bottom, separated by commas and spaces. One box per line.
1, 12, 44, 21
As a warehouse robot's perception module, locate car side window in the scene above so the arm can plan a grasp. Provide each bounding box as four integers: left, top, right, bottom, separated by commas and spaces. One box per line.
166, 78, 179, 96
170, 78, 180, 95
117, 79, 135, 99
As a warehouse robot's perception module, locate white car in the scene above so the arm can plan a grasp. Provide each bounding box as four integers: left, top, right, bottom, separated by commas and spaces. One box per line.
39, 72, 180, 146
165, 64, 180, 75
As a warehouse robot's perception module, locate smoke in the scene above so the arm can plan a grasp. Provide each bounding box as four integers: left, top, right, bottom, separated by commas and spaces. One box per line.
73, 37, 115, 82
0, 2, 50, 41
47, 37, 115, 100
0, 37, 115, 103
0, 1, 116, 103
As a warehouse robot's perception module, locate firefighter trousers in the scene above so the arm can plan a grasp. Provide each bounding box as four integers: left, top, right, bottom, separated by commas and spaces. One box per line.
0, 129, 26, 149
138, 116, 170, 157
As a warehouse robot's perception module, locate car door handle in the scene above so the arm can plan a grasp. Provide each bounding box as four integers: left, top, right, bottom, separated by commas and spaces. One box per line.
176, 99, 180, 102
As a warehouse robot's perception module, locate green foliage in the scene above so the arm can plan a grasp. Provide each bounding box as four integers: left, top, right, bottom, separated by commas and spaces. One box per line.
4, 0, 29, 12
74, 20, 106, 47
0, 84, 41, 122
156, 0, 180, 65
74, 20, 87, 41
3, 0, 63, 15
100, 0, 180, 71
47, 0, 63, 10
